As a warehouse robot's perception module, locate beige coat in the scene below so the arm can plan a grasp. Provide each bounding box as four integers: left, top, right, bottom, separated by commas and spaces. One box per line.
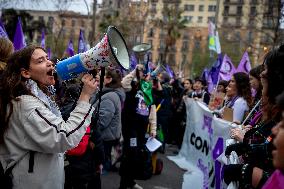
0, 95, 94, 189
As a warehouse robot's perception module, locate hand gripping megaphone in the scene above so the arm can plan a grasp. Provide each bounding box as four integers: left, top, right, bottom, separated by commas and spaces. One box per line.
150, 62, 166, 77
56, 26, 130, 80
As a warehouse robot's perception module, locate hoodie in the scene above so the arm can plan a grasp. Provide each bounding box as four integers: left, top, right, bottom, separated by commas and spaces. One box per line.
93, 87, 126, 141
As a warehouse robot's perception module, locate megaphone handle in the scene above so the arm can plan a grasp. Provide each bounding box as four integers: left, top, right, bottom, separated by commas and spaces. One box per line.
90, 67, 105, 134
97, 67, 105, 113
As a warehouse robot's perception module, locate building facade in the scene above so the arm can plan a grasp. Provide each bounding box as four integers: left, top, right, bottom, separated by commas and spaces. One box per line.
217, 0, 283, 65
144, 0, 283, 77
143, 0, 217, 78
98, 0, 148, 48
2, 0, 282, 74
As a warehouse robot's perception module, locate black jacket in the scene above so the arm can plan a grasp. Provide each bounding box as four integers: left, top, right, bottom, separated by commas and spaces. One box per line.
60, 84, 105, 182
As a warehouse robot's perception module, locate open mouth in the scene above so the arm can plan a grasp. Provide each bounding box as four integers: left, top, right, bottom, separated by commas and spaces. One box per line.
47, 70, 54, 76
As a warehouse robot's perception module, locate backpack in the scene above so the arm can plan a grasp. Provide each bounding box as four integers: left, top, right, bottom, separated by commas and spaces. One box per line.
0, 163, 13, 189
132, 146, 153, 180
63, 90, 118, 156
0, 151, 35, 189
66, 126, 91, 156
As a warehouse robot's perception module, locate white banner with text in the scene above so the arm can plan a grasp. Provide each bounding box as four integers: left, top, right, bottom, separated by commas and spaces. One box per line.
168, 98, 233, 189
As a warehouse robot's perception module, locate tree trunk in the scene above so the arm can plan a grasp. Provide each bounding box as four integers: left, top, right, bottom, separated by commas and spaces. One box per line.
162, 43, 170, 65
273, 0, 282, 47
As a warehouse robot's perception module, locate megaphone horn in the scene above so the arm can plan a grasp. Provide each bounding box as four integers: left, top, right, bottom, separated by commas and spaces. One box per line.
132, 43, 151, 65
132, 43, 152, 54
56, 26, 130, 80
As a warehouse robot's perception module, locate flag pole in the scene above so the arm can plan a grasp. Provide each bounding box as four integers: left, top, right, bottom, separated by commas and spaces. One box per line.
213, 75, 221, 93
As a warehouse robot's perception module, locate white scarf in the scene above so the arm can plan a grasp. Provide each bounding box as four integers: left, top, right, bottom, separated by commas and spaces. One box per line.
25, 79, 61, 117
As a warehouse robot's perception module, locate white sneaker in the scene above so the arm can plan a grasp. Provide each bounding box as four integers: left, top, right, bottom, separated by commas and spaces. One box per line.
131, 183, 143, 189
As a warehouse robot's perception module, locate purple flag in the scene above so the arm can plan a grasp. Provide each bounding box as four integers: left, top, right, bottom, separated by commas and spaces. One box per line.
130, 52, 138, 71
119, 66, 127, 77
219, 54, 236, 81
0, 19, 9, 38
209, 53, 223, 85
13, 17, 26, 51
201, 68, 209, 82
47, 47, 52, 59
149, 61, 155, 70
66, 39, 74, 57
202, 68, 212, 92
41, 29, 45, 49
236, 51, 251, 74
207, 73, 214, 94
166, 64, 174, 78
78, 29, 86, 53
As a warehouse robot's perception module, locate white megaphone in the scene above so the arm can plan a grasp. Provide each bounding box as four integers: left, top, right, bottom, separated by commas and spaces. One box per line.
132, 43, 152, 65
56, 26, 130, 80
150, 62, 166, 77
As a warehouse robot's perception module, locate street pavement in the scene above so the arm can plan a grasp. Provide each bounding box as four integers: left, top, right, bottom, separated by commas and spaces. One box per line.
101, 144, 185, 189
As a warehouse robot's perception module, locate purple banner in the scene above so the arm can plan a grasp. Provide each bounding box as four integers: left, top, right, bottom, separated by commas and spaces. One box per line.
13, 17, 27, 51
209, 53, 223, 85
41, 28, 45, 49
236, 51, 251, 73
47, 47, 52, 59
78, 29, 87, 53
66, 39, 75, 57
166, 64, 174, 78
219, 54, 236, 81
0, 19, 9, 38
202, 68, 209, 83
130, 52, 138, 71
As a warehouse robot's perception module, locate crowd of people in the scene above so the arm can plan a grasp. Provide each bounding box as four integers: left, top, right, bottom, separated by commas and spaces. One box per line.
0, 35, 284, 189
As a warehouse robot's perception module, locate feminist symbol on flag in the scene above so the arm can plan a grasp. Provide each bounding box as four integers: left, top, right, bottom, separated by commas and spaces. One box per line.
244, 60, 249, 73
220, 60, 232, 74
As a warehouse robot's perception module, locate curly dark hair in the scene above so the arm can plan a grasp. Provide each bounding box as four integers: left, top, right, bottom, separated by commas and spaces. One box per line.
233, 72, 253, 107
263, 44, 284, 105
0, 45, 43, 142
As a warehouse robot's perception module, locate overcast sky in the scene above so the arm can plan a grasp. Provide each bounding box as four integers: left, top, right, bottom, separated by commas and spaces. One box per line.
1, 0, 102, 15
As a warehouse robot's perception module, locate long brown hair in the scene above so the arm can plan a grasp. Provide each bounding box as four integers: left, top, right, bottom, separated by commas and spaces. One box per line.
0, 45, 43, 142
104, 68, 122, 89
233, 72, 253, 107
249, 65, 263, 101
261, 45, 284, 121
